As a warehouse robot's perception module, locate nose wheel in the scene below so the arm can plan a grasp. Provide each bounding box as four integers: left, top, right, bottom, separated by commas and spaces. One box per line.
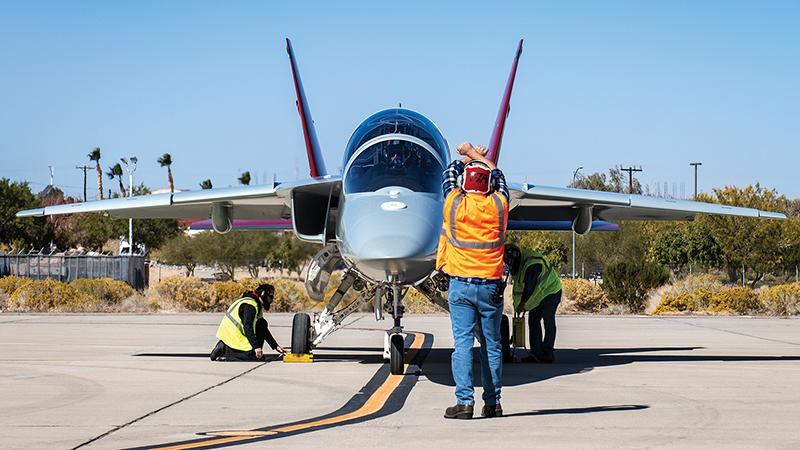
389, 333, 404, 375
291, 313, 312, 354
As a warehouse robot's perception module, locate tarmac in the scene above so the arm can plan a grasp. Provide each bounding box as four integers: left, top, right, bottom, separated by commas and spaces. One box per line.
1, 313, 799, 449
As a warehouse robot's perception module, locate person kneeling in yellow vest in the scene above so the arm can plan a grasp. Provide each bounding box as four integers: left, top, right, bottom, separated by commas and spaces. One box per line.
210, 284, 287, 361
504, 244, 562, 363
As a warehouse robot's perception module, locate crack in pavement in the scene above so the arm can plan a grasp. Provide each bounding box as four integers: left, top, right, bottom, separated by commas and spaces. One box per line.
71, 362, 268, 450
663, 318, 800, 347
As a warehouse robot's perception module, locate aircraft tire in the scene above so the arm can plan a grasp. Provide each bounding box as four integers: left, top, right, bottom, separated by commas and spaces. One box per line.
390, 334, 404, 375
501, 314, 511, 363
291, 313, 311, 355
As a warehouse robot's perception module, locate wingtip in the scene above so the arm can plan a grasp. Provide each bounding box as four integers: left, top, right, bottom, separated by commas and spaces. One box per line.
760, 211, 788, 220
517, 38, 523, 56
16, 208, 45, 218
285, 37, 292, 53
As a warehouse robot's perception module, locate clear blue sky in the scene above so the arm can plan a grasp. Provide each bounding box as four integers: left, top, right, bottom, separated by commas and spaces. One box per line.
1, 1, 798, 199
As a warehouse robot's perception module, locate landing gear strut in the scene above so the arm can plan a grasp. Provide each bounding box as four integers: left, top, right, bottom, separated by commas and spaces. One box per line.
291, 269, 375, 356
383, 284, 406, 375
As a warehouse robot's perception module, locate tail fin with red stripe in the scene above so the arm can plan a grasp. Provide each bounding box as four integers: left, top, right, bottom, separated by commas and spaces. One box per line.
286, 38, 328, 178
486, 39, 523, 165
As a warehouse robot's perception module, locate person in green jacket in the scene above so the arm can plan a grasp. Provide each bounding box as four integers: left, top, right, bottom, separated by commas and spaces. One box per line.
504, 244, 562, 363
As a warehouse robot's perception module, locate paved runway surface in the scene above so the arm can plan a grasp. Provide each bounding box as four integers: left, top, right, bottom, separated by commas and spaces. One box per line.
1, 313, 799, 449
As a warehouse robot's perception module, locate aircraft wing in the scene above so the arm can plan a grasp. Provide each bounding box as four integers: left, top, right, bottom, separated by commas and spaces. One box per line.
508, 183, 786, 227
16, 177, 340, 221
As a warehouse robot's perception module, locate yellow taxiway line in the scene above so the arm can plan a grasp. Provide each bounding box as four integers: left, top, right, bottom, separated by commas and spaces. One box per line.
153, 332, 424, 450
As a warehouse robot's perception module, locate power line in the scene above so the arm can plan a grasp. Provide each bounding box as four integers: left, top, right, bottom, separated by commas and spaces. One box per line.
620, 166, 642, 194
75, 165, 92, 202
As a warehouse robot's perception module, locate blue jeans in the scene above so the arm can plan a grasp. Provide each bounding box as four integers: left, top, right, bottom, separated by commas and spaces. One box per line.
448, 278, 503, 406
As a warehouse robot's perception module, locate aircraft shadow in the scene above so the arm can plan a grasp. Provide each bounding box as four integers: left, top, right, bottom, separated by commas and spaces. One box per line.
420, 346, 800, 388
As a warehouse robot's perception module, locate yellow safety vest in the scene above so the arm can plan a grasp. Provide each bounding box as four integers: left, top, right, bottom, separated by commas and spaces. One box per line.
512, 250, 562, 311
215, 297, 262, 351
436, 189, 508, 279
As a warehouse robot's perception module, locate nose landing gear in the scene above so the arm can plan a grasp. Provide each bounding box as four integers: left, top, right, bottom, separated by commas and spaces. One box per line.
381, 284, 407, 375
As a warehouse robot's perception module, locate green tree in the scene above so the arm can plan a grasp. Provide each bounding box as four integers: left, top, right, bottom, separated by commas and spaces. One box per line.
158, 153, 175, 193
87, 147, 104, 200
575, 221, 653, 275
569, 166, 641, 194
603, 260, 669, 312
649, 222, 723, 274
105, 163, 127, 197
60, 213, 118, 250
154, 234, 197, 276
506, 231, 569, 270
238, 171, 251, 186
55, 183, 179, 252
696, 184, 787, 286
0, 179, 51, 249
199, 179, 213, 190
271, 233, 317, 276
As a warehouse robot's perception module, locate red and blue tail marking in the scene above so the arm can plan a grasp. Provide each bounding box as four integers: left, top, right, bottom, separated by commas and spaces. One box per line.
486, 39, 523, 165
286, 38, 328, 178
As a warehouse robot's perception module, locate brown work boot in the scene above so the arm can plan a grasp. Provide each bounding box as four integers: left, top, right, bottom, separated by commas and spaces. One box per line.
481, 404, 503, 418
444, 404, 474, 419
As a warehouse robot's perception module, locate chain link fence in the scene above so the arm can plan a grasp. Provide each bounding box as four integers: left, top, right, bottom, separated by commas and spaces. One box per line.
0, 253, 149, 290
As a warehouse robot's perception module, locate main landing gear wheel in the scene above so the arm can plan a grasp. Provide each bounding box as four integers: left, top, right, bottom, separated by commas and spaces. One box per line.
501, 314, 512, 363
291, 313, 311, 355
390, 334, 404, 375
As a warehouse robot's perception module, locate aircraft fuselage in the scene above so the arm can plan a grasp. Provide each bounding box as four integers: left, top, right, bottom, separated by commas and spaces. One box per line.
336, 109, 450, 285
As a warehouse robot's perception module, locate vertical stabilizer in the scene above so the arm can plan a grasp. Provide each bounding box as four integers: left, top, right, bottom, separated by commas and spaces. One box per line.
286, 38, 328, 178
486, 39, 523, 164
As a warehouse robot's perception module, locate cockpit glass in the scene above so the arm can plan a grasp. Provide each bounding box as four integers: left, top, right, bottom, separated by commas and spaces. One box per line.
344, 140, 444, 193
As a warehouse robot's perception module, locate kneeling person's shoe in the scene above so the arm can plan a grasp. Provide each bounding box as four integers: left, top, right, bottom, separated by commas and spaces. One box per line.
444, 404, 474, 419
481, 404, 503, 418
210, 341, 226, 361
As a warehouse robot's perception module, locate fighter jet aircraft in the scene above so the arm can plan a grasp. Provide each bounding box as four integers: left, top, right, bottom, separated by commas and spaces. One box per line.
18, 39, 785, 374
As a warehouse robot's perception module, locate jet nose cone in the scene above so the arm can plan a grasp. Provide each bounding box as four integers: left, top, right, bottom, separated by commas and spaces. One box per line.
339, 189, 443, 282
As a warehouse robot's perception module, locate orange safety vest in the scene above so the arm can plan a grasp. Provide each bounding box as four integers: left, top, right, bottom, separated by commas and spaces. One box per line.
436, 189, 508, 279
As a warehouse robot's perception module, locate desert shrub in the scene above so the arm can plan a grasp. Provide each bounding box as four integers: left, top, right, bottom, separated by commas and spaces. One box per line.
404, 288, 446, 314
709, 287, 762, 314
560, 279, 607, 313
7, 279, 97, 312
154, 277, 219, 311
603, 261, 670, 313
653, 293, 699, 314
759, 283, 800, 316
0, 276, 33, 297
69, 278, 134, 306
270, 279, 313, 312
211, 279, 260, 305
652, 274, 723, 311
118, 294, 158, 313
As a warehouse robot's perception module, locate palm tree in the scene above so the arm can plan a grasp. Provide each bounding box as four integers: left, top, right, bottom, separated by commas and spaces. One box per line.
87, 147, 103, 200
158, 153, 174, 192
105, 163, 127, 197
199, 179, 213, 190
238, 171, 251, 186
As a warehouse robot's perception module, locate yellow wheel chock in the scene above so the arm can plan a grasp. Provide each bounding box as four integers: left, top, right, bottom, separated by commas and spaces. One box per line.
283, 353, 314, 363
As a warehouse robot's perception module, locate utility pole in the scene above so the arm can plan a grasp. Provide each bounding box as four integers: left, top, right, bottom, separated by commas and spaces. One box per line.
690, 162, 702, 199
572, 166, 583, 279
75, 166, 91, 201
121, 156, 138, 255
621, 166, 642, 194
48, 165, 54, 186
